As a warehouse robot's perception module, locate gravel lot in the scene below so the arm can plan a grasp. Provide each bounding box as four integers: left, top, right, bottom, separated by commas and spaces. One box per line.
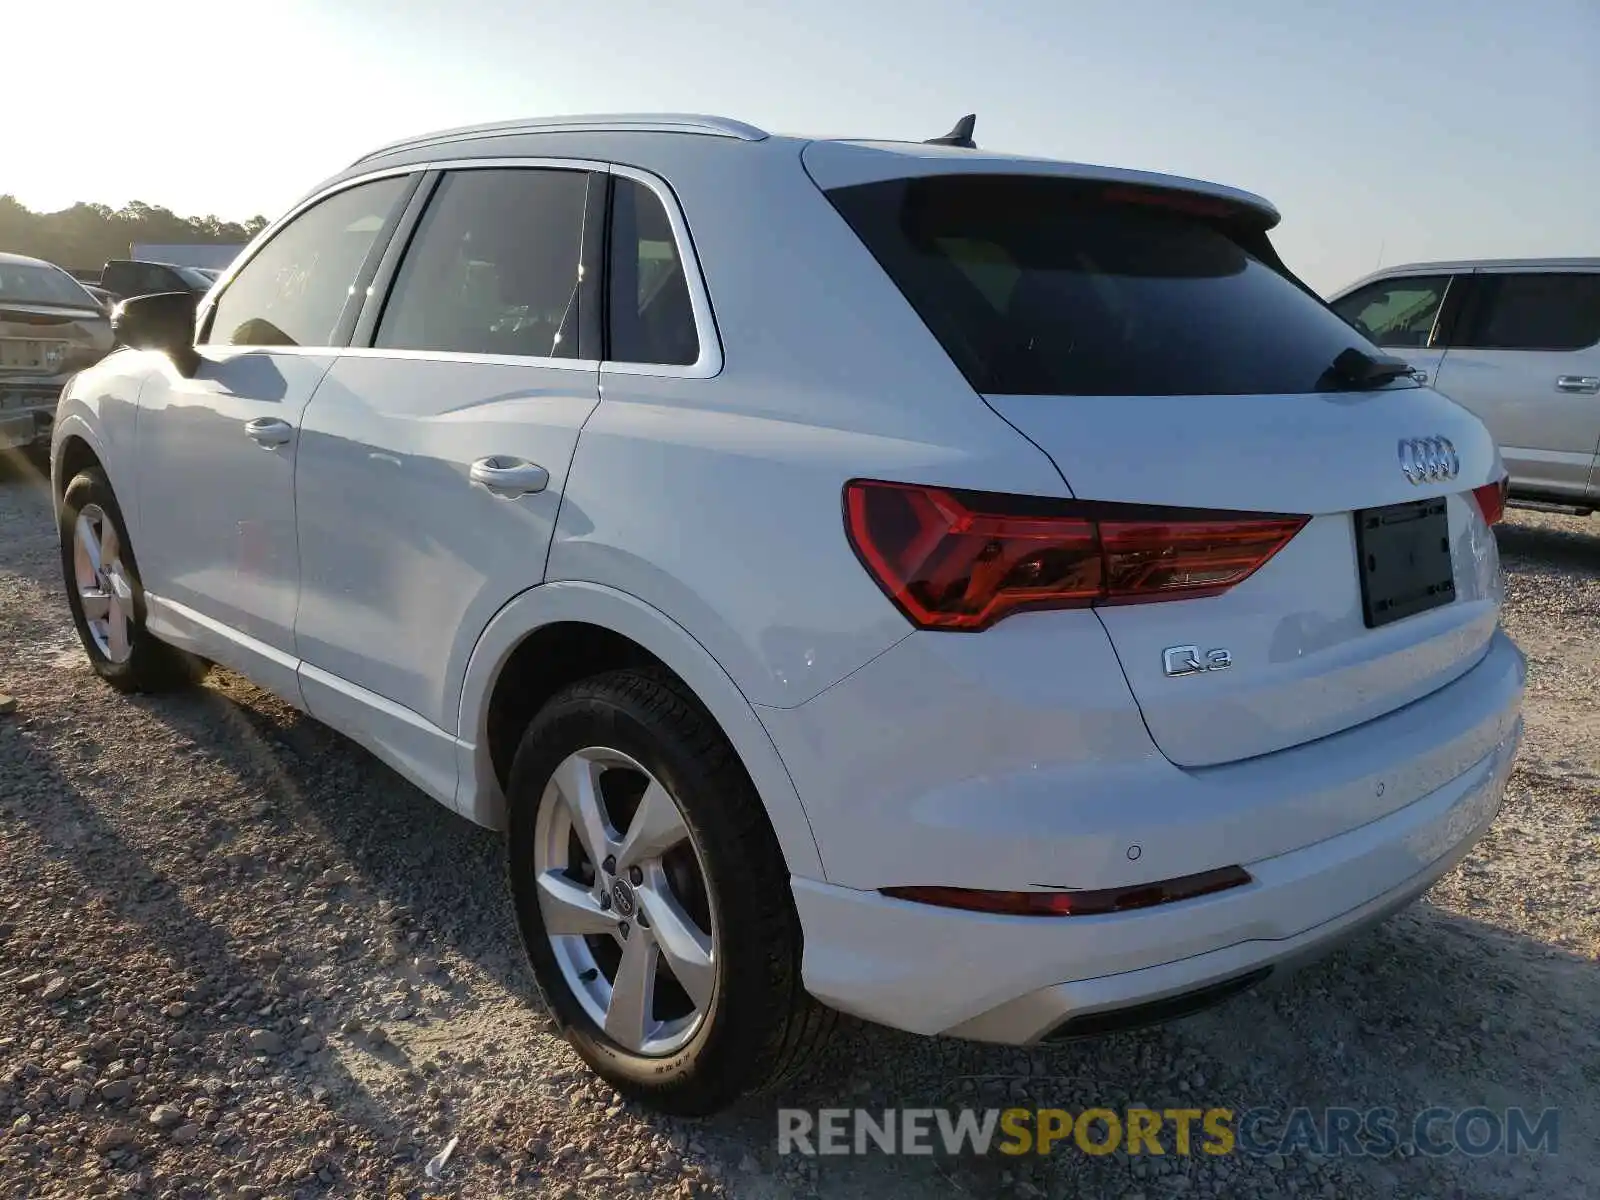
1, 451, 1596, 1200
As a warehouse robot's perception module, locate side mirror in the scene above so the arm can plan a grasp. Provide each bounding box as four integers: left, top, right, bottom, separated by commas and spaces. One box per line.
112, 292, 200, 376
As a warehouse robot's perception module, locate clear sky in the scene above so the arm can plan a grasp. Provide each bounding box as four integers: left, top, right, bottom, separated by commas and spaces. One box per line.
5, 0, 1596, 291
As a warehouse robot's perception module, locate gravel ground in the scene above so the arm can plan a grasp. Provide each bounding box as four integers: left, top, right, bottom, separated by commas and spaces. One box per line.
1, 450, 1596, 1200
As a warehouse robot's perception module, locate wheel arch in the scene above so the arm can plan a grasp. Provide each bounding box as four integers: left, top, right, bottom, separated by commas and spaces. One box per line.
51, 413, 112, 500
51, 405, 148, 554
456, 580, 826, 881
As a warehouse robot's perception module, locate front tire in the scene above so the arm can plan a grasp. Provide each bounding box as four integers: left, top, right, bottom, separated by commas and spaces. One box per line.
58, 468, 207, 693
506, 669, 831, 1115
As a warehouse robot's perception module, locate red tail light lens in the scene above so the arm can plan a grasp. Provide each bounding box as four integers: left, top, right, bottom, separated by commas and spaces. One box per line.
844, 480, 1307, 631
1471, 477, 1508, 526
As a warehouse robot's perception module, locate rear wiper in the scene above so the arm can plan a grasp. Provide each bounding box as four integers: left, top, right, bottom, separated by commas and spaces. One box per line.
1320, 347, 1416, 391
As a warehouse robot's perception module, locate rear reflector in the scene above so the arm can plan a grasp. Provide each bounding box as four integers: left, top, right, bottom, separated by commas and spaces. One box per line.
883, 866, 1253, 917
844, 480, 1307, 631
1472, 477, 1508, 526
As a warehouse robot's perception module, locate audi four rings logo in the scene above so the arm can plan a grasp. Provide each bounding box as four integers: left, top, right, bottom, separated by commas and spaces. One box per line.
1398, 436, 1459, 485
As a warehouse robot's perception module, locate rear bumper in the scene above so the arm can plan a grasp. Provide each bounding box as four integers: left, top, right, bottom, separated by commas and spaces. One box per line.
0, 411, 49, 449
0, 378, 63, 448
783, 629, 1524, 1039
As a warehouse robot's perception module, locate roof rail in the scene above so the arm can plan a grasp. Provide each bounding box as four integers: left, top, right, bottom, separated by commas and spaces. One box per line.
351, 113, 769, 166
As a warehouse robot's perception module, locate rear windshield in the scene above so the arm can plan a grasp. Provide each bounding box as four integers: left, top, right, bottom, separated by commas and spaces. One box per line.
825, 175, 1383, 396
0, 262, 99, 309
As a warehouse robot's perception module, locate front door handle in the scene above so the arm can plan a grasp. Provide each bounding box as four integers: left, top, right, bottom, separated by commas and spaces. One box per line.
244, 417, 293, 447
1556, 375, 1600, 394
470, 456, 550, 498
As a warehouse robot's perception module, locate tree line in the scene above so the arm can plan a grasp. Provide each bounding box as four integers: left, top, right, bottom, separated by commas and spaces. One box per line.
0, 196, 269, 273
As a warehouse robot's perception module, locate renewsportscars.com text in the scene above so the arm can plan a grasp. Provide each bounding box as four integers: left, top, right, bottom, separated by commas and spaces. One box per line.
777, 1106, 1559, 1159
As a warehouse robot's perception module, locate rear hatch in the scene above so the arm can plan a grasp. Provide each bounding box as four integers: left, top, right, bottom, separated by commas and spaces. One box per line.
0, 259, 113, 387
814, 152, 1505, 767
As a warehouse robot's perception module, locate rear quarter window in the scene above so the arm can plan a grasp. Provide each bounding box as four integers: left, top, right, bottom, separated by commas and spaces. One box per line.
825, 174, 1382, 397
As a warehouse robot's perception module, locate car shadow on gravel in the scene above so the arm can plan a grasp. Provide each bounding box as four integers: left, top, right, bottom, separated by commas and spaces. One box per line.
2, 712, 419, 1157
144, 677, 538, 1004
1496, 518, 1600, 576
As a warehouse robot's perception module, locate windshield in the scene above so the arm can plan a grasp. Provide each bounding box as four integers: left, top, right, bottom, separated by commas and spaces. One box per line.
0, 262, 100, 309
825, 174, 1390, 397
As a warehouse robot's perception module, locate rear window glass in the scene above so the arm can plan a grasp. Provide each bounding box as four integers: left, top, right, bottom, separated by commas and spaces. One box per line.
825, 175, 1383, 396
0, 262, 98, 309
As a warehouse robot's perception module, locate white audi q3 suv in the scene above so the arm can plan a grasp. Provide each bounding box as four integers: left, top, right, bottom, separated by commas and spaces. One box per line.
51, 113, 1524, 1114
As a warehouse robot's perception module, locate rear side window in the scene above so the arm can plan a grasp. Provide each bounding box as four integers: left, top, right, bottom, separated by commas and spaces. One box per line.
825, 175, 1381, 396
1452, 273, 1600, 351
376, 168, 590, 359
607, 178, 699, 366
207, 177, 408, 347
1330, 275, 1451, 349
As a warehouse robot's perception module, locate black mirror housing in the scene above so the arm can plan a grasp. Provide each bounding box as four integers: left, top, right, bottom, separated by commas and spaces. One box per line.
113, 292, 200, 376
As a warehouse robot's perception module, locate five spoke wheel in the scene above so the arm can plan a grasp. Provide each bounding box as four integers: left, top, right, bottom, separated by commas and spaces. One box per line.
72, 504, 133, 663
534, 747, 716, 1056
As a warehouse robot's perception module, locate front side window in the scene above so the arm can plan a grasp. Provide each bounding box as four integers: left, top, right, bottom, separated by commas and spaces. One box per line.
607, 178, 699, 366
826, 174, 1385, 397
206, 176, 409, 348
1453, 273, 1600, 351
1330, 276, 1451, 349
375, 168, 590, 358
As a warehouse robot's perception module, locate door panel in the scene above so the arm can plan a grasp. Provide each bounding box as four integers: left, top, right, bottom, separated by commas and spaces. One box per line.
130, 173, 415, 698
293, 355, 599, 730
1432, 271, 1600, 498
134, 349, 332, 701
1432, 348, 1600, 496
292, 165, 601, 754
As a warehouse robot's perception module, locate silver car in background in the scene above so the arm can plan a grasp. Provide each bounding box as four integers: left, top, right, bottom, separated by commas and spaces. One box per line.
0, 252, 114, 453
1331, 259, 1600, 512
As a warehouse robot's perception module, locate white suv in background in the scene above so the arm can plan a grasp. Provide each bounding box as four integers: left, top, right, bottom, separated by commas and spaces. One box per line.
52, 114, 1524, 1115
1331, 259, 1600, 512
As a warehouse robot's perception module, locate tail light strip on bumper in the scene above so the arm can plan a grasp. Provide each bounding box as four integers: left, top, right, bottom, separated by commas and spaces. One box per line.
883, 866, 1254, 917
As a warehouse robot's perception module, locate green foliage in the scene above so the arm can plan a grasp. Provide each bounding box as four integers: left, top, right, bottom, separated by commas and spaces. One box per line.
0, 195, 269, 272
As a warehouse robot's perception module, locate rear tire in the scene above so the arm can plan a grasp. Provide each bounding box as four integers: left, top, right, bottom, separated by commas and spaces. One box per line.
59, 468, 208, 693
506, 668, 832, 1115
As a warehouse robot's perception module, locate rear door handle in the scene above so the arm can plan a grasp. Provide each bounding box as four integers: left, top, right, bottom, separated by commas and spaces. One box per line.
470, 456, 549, 498
1556, 375, 1600, 394
244, 417, 293, 447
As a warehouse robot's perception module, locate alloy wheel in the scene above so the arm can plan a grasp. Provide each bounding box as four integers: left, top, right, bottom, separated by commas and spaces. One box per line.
72, 504, 134, 663
533, 746, 717, 1056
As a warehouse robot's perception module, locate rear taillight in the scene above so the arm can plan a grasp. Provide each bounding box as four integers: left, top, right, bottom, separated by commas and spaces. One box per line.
844, 480, 1307, 631
1472, 477, 1508, 526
